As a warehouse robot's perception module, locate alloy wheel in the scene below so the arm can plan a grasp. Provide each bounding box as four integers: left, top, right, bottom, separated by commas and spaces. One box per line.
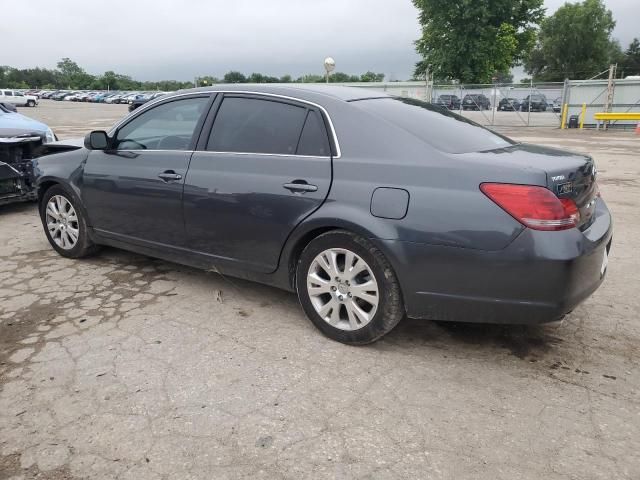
45, 195, 79, 250
306, 248, 379, 331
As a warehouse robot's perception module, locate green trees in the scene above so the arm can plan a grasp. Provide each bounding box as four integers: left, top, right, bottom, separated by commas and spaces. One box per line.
56, 58, 94, 89
524, 0, 618, 81
621, 38, 640, 76
412, 0, 544, 83
360, 71, 385, 82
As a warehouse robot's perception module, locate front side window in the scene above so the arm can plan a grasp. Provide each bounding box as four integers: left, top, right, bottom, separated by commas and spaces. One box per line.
207, 97, 307, 155
115, 96, 208, 151
4, 91, 13, 96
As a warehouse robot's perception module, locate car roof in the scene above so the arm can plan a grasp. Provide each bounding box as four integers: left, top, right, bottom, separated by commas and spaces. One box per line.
174, 84, 391, 104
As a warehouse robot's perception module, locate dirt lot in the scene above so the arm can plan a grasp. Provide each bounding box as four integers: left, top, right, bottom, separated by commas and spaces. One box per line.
1, 101, 639, 479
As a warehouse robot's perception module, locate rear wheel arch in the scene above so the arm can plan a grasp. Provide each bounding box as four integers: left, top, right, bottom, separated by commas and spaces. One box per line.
284, 222, 405, 296
286, 226, 341, 288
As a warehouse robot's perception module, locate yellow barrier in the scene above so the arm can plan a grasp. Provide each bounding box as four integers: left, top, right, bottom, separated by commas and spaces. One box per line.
580, 103, 586, 129
560, 103, 568, 129
594, 112, 640, 121
594, 112, 640, 130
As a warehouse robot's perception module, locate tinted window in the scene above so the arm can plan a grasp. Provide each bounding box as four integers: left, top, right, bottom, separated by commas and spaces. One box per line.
208, 97, 307, 155
297, 110, 331, 156
116, 96, 208, 151
354, 97, 514, 154
4, 91, 13, 96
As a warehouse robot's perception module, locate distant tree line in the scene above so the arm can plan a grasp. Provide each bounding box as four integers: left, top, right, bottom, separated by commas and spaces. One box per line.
197, 70, 385, 85
0, 58, 386, 90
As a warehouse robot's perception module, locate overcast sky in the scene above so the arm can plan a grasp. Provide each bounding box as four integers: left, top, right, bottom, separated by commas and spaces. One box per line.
3, 0, 638, 81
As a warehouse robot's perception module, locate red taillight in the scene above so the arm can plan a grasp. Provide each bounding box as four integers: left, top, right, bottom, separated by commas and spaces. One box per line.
480, 183, 580, 231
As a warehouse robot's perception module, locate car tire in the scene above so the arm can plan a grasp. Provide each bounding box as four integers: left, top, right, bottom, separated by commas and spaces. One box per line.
40, 185, 99, 259
296, 230, 404, 345
27, 100, 36, 107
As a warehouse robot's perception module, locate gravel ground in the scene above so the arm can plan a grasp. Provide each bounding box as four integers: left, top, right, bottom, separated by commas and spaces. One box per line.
0, 101, 638, 479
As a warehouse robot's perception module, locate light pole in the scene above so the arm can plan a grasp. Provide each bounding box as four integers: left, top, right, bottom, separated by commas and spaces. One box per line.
324, 57, 335, 84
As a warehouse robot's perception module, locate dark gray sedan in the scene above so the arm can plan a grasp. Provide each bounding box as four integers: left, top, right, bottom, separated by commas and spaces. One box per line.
33, 85, 612, 344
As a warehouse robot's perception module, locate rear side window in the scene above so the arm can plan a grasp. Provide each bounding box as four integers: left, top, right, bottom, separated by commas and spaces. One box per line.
208, 97, 307, 155
297, 110, 331, 156
4, 91, 13, 96
353, 97, 514, 154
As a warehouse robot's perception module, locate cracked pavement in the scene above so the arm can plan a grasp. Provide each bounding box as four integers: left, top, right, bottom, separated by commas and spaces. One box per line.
0, 102, 639, 479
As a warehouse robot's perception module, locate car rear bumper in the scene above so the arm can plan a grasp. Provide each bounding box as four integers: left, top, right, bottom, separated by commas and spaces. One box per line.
378, 198, 613, 324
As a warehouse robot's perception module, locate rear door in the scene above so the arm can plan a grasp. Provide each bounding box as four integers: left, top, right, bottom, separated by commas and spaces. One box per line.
183, 93, 333, 273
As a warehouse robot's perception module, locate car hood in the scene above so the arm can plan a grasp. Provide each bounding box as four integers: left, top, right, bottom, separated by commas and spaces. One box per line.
37, 137, 85, 156
0, 112, 49, 135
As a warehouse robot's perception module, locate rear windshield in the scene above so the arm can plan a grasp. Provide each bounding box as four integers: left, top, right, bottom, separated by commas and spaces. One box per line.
353, 97, 514, 154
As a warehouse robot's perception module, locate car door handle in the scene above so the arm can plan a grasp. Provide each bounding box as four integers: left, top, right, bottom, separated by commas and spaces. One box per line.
283, 182, 318, 193
158, 171, 183, 182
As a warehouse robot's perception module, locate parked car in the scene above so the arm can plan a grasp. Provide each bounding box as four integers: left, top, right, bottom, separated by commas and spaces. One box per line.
106, 93, 130, 104
53, 91, 76, 101
1, 107, 56, 206
521, 94, 548, 112
33, 85, 612, 344
462, 94, 491, 110
128, 92, 167, 112
435, 94, 461, 110
118, 93, 140, 104
497, 97, 521, 111
0, 89, 38, 107
552, 97, 562, 113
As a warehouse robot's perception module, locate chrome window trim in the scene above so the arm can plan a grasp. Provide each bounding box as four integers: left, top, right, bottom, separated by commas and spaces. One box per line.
193, 151, 330, 159
115, 150, 195, 154
114, 149, 329, 159
110, 90, 342, 159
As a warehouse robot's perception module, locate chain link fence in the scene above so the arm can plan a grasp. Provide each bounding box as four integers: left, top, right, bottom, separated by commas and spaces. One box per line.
430, 82, 564, 127
348, 78, 639, 128
348, 81, 564, 127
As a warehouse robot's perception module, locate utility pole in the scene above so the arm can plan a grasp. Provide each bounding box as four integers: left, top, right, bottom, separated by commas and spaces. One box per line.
603, 64, 617, 130
425, 65, 430, 102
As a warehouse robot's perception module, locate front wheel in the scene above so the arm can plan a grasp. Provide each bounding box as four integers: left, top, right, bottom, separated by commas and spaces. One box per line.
40, 186, 98, 258
296, 230, 404, 345
27, 100, 36, 107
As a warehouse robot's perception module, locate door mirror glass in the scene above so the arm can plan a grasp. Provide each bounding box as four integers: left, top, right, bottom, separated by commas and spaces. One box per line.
85, 130, 110, 150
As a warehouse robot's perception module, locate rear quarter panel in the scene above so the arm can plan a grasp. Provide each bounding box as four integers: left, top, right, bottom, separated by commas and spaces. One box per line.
312, 102, 542, 251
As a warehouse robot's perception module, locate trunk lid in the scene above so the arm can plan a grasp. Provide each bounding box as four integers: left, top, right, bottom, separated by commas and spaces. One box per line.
466, 143, 598, 230
545, 152, 598, 230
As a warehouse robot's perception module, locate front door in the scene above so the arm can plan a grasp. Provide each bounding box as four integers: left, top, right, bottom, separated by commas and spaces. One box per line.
82, 95, 211, 248
183, 94, 333, 273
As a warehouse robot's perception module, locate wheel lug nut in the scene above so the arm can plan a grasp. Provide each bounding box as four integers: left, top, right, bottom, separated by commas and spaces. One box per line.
338, 295, 344, 301
331, 286, 337, 291
347, 293, 352, 298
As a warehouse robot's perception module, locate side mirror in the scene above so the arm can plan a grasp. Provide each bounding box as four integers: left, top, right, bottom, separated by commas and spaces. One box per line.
84, 130, 110, 150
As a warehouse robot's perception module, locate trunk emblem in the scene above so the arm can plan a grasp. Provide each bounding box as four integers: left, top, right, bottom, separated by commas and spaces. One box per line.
557, 182, 573, 195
